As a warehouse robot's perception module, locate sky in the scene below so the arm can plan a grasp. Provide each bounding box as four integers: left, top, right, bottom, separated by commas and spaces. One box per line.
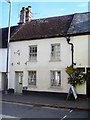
0, 0, 89, 28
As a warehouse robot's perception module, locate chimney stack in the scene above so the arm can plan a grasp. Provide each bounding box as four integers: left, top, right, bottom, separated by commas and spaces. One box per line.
19, 7, 26, 24
18, 6, 32, 25
26, 6, 32, 22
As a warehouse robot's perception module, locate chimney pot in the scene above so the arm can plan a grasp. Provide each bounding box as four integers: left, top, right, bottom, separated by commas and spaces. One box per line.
22, 7, 25, 10
28, 6, 31, 8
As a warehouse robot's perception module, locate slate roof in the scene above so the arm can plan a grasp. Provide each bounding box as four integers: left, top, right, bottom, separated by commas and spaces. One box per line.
10, 14, 74, 41
0, 26, 18, 48
67, 12, 90, 35
1, 12, 90, 45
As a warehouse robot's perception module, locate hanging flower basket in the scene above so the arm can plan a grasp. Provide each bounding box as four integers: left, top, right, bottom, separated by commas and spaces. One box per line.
66, 66, 88, 87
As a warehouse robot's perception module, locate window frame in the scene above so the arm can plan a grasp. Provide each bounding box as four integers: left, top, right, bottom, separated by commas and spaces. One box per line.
50, 70, 61, 88
29, 45, 37, 61
28, 71, 36, 86
50, 43, 60, 61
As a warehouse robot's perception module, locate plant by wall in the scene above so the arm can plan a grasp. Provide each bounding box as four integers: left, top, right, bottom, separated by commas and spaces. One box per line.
66, 66, 88, 87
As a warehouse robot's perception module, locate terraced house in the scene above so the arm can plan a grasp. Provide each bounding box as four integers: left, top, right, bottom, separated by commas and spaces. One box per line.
1, 6, 90, 96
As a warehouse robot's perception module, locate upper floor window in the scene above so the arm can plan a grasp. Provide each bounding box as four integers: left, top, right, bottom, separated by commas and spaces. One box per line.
51, 44, 60, 61
29, 45, 37, 61
51, 71, 61, 87
28, 71, 36, 86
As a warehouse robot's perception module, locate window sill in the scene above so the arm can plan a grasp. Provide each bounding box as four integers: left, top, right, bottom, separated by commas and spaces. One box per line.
28, 60, 37, 62
49, 86, 62, 89
28, 85, 37, 88
49, 59, 61, 62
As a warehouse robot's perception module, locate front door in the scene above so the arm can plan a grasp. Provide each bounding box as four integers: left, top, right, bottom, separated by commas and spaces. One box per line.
15, 72, 23, 93
87, 68, 90, 97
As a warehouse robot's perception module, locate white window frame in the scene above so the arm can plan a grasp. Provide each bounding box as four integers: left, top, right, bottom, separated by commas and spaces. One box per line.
50, 71, 61, 87
28, 71, 36, 86
29, 45, 37, 61
51, 43, 60, 61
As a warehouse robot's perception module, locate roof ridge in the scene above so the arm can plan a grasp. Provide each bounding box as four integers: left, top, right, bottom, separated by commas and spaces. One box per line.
31, 12, 89, 22
32, 14, 74, 22
73, 11, 89, 15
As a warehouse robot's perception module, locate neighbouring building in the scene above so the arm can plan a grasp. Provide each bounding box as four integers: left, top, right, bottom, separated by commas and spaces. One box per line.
0, 26, 18, 92
8, 6, 90, 96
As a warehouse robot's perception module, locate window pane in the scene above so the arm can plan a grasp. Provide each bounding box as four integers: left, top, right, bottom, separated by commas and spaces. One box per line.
51, 44, 60, 61
29, 45, 37, 61
51, 71, 61, 87
28, 71, 36, 86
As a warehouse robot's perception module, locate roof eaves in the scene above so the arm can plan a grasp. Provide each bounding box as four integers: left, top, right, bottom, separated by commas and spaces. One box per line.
10, 34, 66, 42
67, 32, 90, 37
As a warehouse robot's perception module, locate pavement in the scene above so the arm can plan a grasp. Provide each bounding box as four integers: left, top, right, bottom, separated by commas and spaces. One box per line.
0, 92, 90, 111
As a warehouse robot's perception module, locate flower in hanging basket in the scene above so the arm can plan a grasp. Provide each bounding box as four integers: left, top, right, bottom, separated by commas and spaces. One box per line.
66, 66, 88, 87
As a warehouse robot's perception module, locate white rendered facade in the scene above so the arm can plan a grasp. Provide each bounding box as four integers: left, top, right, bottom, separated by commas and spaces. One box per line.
9, 35, 89, 95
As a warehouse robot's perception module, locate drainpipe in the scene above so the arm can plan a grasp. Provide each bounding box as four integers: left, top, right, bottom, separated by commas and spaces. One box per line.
65, 36, 74, 68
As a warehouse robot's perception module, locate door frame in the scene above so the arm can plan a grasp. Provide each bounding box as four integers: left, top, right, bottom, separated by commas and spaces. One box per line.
15, 71, 23, 93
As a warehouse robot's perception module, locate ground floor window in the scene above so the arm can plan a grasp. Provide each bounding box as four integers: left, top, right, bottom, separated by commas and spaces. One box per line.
50, 71, 61, 87
28, 71, 36, 86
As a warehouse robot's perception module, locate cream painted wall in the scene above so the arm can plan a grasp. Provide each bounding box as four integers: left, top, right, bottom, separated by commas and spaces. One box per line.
9, 35, 88, 94
70, 35, 88, 68
70, 35, 88, 94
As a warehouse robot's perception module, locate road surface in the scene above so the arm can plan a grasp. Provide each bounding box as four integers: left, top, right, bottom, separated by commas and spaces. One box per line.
1, 101, 89, 119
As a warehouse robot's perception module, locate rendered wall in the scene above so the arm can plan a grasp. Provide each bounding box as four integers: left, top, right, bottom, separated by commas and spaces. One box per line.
0, 49, 7, 90
0, 49, 7, 72
9, 35, 88, 94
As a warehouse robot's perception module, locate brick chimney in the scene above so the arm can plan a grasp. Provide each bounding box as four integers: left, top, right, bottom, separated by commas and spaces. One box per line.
18, 6, 32, 25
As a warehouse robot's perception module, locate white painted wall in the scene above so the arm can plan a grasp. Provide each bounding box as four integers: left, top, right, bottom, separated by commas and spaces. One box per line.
0, 48, 7, 90
9, 35, 88, 94
0, 49, 7, 72
0, 73, 2, 91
